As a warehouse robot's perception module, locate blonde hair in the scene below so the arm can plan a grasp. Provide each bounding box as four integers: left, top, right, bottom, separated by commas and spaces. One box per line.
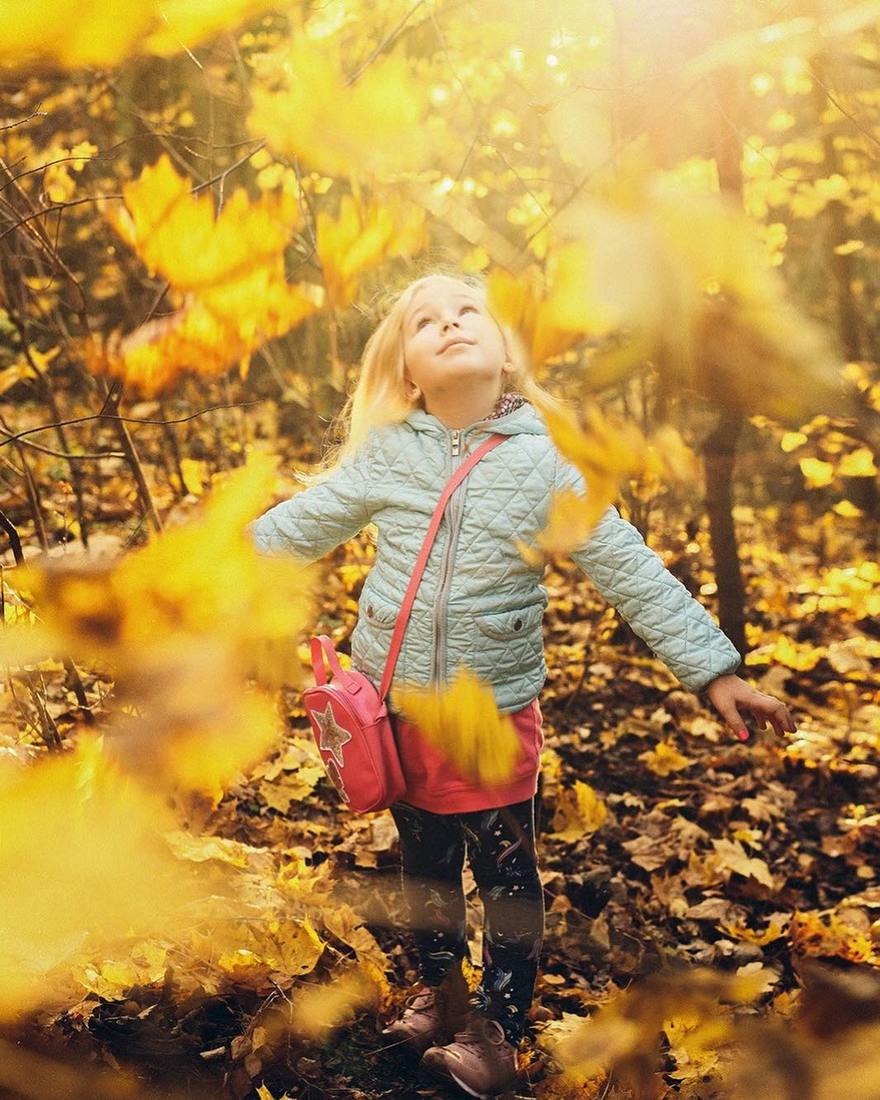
297, 266, 574, 487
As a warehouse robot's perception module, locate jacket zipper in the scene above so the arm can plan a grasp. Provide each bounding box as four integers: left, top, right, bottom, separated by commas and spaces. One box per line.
431, 428, 464, 684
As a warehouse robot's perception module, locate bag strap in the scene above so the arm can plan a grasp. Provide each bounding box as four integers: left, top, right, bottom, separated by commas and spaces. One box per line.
378, 431, 509, 700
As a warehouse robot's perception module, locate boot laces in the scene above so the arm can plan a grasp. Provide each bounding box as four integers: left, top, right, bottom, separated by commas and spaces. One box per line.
402, 987, 437, 1014
451, 1013, 506, 1051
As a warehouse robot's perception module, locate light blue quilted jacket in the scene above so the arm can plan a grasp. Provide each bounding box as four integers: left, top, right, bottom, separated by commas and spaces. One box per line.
247, 401, 742, 713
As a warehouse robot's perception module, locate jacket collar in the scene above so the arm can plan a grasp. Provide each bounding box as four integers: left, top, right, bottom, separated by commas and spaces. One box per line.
403, 399, 548, 438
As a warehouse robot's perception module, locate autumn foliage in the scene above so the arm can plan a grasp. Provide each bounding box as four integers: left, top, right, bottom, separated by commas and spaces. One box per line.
0, 2, 878, 1099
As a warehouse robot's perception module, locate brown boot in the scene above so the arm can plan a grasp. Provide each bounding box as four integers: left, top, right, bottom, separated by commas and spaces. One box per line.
381, 961, 470, 1054
421, 1010, 520, 1097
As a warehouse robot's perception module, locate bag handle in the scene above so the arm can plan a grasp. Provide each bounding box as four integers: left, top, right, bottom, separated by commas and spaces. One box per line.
310, 635, 363, 692
378, 431, 509, 700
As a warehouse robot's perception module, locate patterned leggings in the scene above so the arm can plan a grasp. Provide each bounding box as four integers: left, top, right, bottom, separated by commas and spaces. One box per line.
388, 795, 544, 1046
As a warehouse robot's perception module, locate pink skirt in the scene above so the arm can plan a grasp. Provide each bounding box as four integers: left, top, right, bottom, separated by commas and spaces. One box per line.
387, 697, 544, 814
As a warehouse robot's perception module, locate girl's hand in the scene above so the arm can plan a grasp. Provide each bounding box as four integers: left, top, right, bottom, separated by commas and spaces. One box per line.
703, 673, 797, 742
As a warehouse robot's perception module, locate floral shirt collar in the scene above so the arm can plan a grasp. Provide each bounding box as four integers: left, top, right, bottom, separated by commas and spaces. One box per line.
487, 391, 528, 420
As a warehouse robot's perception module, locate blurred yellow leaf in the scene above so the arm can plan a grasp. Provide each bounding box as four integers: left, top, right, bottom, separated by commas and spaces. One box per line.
288, 962, 382, 1039
772, 635, 824, 672
517, 394, 697, 565
391, 666, 521, 786
0, 0, 279, 68
316, 191, 426, 310
248, 33, 430, 179
180, 457, 208, 495
837, 446, 877, 477
0, 734, 205, 1019
487, 262, 584, 367
547, 154, 847, 420
799, 456, 835, 487
0, 453, 320, 793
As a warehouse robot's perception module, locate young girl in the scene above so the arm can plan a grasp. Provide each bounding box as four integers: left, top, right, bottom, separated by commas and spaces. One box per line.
248, 270, 797, 1098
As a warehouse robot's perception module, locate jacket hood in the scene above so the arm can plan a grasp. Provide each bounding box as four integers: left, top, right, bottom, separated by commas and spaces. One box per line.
403, 399, 549, 438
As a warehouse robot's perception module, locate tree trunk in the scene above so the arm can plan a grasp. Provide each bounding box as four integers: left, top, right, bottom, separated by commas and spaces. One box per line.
701, 66, 749, 661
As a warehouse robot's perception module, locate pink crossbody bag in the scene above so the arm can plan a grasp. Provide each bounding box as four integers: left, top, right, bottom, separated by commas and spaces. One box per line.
304, 431, 509, 813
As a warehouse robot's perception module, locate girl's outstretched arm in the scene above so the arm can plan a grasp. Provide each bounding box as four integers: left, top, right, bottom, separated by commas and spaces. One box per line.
555, 456, 798, 740
246, 436, 377, 566
556, 455, 743, 695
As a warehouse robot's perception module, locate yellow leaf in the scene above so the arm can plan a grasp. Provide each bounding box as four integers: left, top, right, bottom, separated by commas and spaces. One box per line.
106, 154, 300, 291
289, 962, 382, 1039
180, 457, 208, 496
0, 454, 322, 793
519, 394, 692, 565
391, 666, 521, 786
0, 0, 279, 68
780, 431, 807, 452
94, 155, 322, 396
144, 0, 282, 57
711, 838, 776, 889
799, 456, 835, 488
487, 264, 582, 366
217, 916, 324, 979
718, 917, 789, 946
548, 155, 845, 421
837, 446, 877, 478
0, 736, 206, 1019
550, 780, 607, 842
639, 740, 694, 777
316, 192, 426, 310
248, 34, 430, 179
772, 635, 824, 672
0, 361, 35, 395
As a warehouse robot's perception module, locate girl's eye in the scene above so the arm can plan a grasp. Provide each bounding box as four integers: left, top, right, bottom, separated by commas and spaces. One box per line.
415, 303, 477, 330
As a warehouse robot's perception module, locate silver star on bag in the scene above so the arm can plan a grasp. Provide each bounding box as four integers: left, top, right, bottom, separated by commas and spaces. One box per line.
313, 701, 353, 768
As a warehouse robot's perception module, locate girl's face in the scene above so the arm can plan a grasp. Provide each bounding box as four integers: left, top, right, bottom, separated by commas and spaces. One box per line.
401, 279, 511, 405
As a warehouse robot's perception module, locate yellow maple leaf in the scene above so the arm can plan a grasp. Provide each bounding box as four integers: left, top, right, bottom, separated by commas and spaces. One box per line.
391, 666, 521, 786
288, 962, 382, 1039
515, 394, 697, 565
1, 453, 319, 793
217, 915, 324, 978
718, 917, 789, 946
106, 154, 300, 291
248, 33, 430, 179
0, 735, 206, 1019
639, 740, 694, 776
93, 155, 322, 396
316, 191, 427, 310
0, 0, 279, 69
550, 780, 608, 843
540, 153, 847, 419
487, 261, 584, 367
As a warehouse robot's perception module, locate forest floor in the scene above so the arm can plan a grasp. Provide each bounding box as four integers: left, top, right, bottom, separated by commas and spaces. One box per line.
2, 516, 878, 1100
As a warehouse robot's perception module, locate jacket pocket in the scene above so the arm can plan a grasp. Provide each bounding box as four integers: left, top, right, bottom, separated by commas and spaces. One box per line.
475, 602, 545, 641
360, 590, 400, 629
